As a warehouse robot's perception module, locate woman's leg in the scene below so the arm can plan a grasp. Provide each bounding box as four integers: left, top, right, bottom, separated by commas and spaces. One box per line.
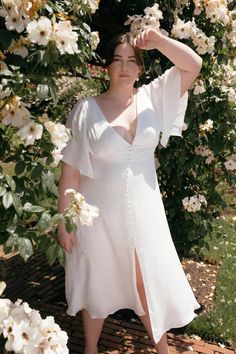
135, 252, 169, 354
82, 309, 105, 354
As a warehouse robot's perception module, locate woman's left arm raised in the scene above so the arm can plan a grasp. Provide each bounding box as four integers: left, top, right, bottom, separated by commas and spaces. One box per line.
134, 29, 203, 97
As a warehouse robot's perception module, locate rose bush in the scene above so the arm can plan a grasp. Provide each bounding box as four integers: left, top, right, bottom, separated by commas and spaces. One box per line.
152, 0, 236, 255
0, 0, 100, 265
0, 281, 69, 353
0, 0, 235, 265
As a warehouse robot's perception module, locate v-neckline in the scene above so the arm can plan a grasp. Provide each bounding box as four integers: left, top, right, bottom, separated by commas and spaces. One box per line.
91, 90, 139, 146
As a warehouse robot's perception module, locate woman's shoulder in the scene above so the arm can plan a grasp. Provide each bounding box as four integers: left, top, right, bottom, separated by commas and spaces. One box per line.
70, 95, 96, 117
90, 92, 107, 104
73, 96, 91, 107
72, 93, 108, 110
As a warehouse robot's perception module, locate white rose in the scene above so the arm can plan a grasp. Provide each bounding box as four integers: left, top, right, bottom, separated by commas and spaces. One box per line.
144, 4, 163, 20
1, 96, 31, 128
27, 17, 52, 46
0, 281, 6, 296
205, 150, 215, 164
53, 20, 79, 55
224, 159, 236, 171
90, 31, 100, 50
193, 80, 206, 95
0, 299, 12, 333
79, 203, 99, 226
172, 18, 192, 39
17, 121, 43, 145
5, 13, 25, 33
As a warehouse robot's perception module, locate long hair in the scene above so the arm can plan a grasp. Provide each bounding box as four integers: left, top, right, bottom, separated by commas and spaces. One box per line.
104, 33, 144, 71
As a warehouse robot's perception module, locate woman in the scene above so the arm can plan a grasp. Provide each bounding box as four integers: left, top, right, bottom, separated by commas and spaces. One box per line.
58, 28, 202, 354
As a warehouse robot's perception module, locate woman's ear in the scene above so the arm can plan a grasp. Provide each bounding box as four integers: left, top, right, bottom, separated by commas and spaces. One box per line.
138, 66, 143, 75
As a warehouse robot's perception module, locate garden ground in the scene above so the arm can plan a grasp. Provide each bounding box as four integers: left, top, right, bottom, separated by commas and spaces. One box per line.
0, 247, 234, 354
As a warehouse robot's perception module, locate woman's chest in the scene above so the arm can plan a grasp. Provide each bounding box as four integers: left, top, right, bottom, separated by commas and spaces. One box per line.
93, 97, 138, 145
87, 90, 161, 156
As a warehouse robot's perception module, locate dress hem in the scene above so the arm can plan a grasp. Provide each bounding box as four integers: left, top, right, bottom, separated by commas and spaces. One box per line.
66, 305, 199, 344
66, 305, 145, 319
152, 305, 200, 343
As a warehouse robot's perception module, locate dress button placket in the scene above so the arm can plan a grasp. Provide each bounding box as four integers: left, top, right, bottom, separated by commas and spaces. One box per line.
125, 147, 136, 247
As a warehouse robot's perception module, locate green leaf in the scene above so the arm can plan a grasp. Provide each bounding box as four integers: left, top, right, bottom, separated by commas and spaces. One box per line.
2, 191, 13, 209
7, 225, 16, 234
187, 229, 197, 241
0, 186, 6, 197
11, 193, 23, 216
57, 246, 66, 267
44, 3, 54, 13
0, 30, 13, 50
0, 69, 13, 76
5, 175, 16, 191
204, 241, 211, 251
4, 233, 19, 253
65, 217, 77, 233
15, 161, 26, 175
42, 171, 58, 196
202, 219, 209, 231
36, 84, 49, 100
50, 213, 63, 227
38, 235, 51, 252
31, 165, 43, 179
23, 202, 44, 213
47, 77, 58, 103
37, 212, 51, 232
46, 154, 54, 165
40, 141, 55, 153
46, 242, 59, 266
18, 238, 34, 262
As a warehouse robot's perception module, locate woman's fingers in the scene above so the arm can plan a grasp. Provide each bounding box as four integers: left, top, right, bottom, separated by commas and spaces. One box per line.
71, 233, 77, 247
58, 232, 76, 254
134, 29, 150, 48
133, 28, 159, 50
64, 239, 73, 254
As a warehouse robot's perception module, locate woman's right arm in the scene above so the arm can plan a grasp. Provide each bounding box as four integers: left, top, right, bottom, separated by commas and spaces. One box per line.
57, 161, 80, 253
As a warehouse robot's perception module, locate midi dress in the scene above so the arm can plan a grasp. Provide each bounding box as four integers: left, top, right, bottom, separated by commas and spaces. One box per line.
62, 66, 200, 343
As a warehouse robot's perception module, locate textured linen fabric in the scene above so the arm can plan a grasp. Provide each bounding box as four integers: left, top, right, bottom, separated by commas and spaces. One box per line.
62, 66, 200, 343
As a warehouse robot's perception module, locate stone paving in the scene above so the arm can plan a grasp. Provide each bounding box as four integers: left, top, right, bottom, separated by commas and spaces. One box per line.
0, 249, 235, 354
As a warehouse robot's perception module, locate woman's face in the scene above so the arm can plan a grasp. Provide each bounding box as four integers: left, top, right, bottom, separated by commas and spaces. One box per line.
108, 42, 140, 87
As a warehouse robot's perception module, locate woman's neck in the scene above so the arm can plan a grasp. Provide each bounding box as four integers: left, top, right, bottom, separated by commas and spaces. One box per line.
105, 84, 136, 104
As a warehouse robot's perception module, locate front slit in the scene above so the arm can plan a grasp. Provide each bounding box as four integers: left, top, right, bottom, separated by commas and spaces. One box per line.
133, 247, 156, 343
134, 249, 148, 315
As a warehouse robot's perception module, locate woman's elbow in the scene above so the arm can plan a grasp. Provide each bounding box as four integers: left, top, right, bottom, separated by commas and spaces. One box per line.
193, 56, 203, 76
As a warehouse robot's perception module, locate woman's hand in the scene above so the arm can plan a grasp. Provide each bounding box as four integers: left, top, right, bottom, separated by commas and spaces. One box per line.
133, 28, 163, 51
133, 27, 202, 96
57, 161, 80, 254
57, 226, 77, 254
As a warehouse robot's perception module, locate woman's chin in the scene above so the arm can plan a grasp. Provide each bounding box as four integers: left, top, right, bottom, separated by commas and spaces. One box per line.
116, 77, 135, 86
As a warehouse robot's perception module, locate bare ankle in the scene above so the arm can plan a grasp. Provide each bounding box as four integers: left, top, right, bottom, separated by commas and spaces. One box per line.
84, 345, 98, 354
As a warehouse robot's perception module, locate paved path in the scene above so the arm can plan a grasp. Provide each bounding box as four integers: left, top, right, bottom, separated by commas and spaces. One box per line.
0, 249, 234, 354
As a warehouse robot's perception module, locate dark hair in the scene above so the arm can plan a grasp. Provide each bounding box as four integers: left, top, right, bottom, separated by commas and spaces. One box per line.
104, 33, 144, 71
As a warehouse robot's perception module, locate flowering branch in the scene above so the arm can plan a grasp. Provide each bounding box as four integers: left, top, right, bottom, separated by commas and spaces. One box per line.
63, 189, 99, 226
0, 281, 69, 354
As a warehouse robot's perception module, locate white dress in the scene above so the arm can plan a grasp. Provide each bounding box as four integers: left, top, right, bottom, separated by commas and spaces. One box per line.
62, 66, 200, 343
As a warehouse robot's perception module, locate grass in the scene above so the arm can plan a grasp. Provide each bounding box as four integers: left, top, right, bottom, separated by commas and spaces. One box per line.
185, 183, 236, 348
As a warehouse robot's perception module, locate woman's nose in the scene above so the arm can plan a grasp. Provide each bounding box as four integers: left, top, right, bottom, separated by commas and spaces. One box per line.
121, 60, 127, 70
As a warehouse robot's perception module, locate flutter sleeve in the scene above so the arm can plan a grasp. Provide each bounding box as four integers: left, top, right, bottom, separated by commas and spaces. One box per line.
61, 99, 93, 178
142, 66, 188, 147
